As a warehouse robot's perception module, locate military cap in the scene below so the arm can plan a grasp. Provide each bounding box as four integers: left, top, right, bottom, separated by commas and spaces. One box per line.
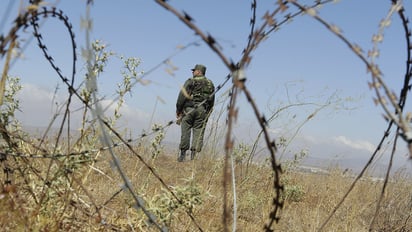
191, 64, 207, 74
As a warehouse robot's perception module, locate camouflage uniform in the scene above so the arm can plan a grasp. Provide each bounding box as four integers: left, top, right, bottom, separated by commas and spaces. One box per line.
176, 64, 215, 161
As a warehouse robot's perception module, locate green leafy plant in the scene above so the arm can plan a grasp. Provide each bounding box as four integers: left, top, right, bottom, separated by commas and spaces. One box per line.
281, 179, 306, 202
150, 123, 165, 159
150, 177, 203, 226
0, 76, 22, 143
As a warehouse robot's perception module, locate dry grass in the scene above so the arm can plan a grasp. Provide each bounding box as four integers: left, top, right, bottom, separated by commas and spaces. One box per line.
1, 144, 411, 231
1, 1, 411, 231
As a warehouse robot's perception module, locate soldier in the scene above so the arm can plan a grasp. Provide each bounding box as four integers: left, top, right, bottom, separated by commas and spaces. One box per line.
176, 64, 215, 162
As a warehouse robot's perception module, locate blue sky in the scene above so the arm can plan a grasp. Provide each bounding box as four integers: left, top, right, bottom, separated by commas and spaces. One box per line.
1, 0, 412, 172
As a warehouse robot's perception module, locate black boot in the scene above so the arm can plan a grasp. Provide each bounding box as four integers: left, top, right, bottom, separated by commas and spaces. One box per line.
178, 150, 186, 162
190, 150, 196, 160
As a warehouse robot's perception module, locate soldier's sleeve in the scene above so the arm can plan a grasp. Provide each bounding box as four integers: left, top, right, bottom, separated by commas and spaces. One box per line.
176, 79, 191, 113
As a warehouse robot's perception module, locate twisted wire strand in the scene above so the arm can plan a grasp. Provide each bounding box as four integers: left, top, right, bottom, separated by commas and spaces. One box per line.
0, 3, 166, 230
0, 4, 233, 227
153, 1, 339, 231
1, 1, 250, 230
243, 2, 336, 230
81, 3, 168, 230
0, 71, 231, 160
1, 0, 409, 231
76, 2, 232, 230
369, 0, 412, 230
241, 0, 333, 68
282, 0, 412, 230
1, 1, 273, 231
0, 0, 44, 196
0, 71, 232, 231
153, 1, 285, 230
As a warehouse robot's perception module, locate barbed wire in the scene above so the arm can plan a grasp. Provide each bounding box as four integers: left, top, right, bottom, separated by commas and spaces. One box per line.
284, 0, 412, 231
0, 3, 235, 229
81, 2, 169, 230
0, 72, 232, 160
0, 2, 173, 231
1, 0, 410, 231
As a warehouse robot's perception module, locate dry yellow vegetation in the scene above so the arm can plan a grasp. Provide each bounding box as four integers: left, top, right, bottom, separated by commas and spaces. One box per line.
1, 147, 411, 231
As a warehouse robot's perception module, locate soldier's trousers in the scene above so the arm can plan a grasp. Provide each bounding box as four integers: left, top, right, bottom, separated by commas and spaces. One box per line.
179, 106, 208, 152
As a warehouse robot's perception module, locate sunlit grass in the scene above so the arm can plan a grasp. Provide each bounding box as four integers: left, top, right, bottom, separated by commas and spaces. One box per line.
1, 145, 411, 231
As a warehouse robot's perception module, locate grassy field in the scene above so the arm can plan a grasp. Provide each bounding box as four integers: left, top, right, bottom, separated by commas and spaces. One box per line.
1, 145, 411, 231
1, 1, 412, 231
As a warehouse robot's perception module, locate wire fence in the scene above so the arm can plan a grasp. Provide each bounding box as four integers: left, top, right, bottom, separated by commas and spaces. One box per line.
0, 0, 411, 231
